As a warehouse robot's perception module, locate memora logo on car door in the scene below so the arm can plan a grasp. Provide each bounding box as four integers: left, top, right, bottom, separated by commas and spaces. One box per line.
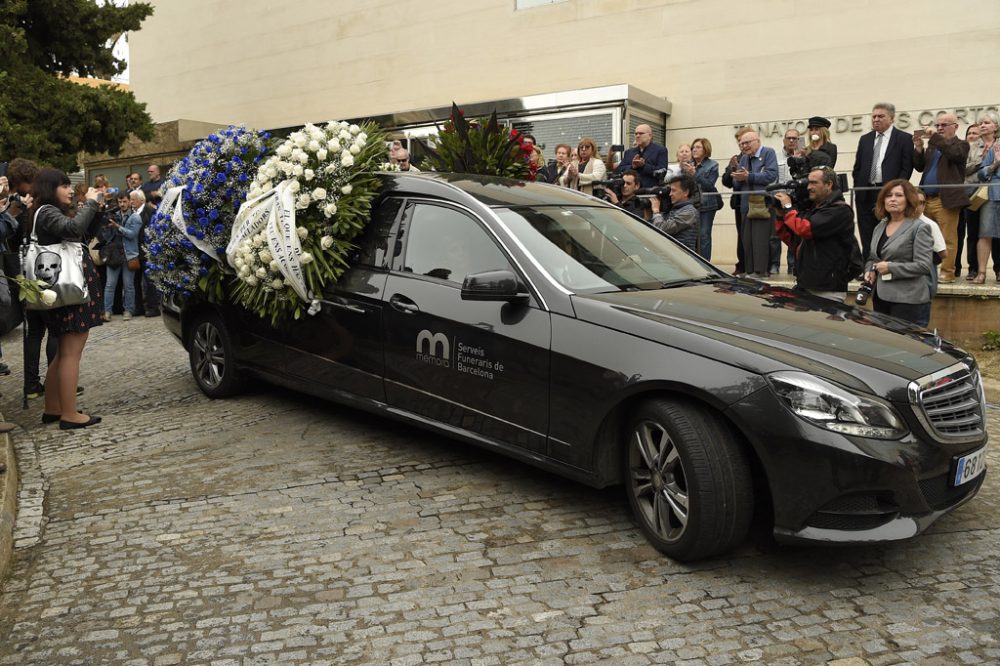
416, 330, 451, 367
416, 329, 503, 379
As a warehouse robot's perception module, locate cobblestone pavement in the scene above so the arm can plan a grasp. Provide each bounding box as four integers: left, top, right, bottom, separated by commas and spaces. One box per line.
0, 316, 997, 665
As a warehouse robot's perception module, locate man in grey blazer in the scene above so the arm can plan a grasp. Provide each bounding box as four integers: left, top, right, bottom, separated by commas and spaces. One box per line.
852, 103, 914, 262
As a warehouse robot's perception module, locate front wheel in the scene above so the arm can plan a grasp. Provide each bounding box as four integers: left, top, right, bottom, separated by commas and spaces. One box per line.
188, 312, 242, 399
625, 398, 753, 561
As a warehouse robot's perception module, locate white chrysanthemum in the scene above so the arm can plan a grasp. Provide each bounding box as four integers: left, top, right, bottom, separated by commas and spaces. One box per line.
297, 226, 308, 240
238, 265, 250, 278
349, 144, 361, 155
276, 144, 292, 158
296, 193, 311, 209
234, 256, 244, 268
256, 267, 267, 279
303, 169, 315, 181
299, 252, 314, 265
246, 275, 258, 286
341, 154, 355, 168
311, 187, 327, 200
269, 260, 280, 272
358, 132, 368, 142
271, 278, 284, 289
258, 250, 272, 264
349, 124, 360, 135
316, 148, 327, 161
341, 184, 353, 195
320, 235, 334, 250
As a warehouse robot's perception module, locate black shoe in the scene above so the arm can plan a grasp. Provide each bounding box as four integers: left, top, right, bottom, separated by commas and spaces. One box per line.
42, 413, 60, 424
59, 415, 101, 430
0, 363, 10, 376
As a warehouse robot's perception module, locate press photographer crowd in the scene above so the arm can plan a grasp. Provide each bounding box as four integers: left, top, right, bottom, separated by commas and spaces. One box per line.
1, 103, 999, 432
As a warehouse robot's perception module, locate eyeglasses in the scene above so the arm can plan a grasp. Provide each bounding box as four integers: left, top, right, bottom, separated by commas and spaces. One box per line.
738, 140, 753, 146
934, 123, 957, 129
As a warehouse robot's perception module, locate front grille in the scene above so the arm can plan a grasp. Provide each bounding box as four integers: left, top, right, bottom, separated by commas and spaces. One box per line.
910, 363, 985, 442
918, 472, 984, 509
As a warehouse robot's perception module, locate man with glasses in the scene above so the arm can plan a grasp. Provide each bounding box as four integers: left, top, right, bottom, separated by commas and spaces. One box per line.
396, 149, 420, 172
913, 112, 970, 282
852, 103, 914, 263
722, 130, 778, 277
614, 124, 668, 188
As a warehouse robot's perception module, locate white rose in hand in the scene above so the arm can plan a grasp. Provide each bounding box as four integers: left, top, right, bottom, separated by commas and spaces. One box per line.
40, 289, 57, 306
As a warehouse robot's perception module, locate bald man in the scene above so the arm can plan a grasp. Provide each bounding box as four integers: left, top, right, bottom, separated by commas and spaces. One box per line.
615, 124, 668, 188
913, 112, 970, 283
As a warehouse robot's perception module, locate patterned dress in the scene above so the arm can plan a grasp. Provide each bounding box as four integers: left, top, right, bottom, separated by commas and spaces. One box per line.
43, 251, 104, 335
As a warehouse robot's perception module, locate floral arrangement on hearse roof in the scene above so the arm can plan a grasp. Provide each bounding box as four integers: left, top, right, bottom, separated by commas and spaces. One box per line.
423, 103, 535, 179
144, 124, 270, 302
227, 120, 388, 323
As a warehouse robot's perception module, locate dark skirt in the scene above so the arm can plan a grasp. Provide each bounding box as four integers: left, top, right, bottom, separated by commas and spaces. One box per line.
42, 251, 105, 336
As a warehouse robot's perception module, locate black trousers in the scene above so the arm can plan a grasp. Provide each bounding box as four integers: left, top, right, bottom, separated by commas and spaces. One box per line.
856, 195, 880, 264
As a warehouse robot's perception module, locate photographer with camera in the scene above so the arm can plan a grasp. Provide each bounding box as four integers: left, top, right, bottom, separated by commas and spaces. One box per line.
772, 166, 859, 303
650, 174, 700, 253
604, 170, 646, 217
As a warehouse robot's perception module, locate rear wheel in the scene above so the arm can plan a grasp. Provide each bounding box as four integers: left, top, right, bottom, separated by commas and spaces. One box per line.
188, 312, 242, 399
625, 398, 753, 561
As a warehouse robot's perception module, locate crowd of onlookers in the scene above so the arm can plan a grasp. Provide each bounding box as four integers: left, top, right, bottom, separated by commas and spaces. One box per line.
0, 159, 164, 430
488, 104, 1000, 326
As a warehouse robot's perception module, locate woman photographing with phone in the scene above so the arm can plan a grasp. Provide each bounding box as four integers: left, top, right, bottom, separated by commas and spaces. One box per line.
29, 168, 104, 429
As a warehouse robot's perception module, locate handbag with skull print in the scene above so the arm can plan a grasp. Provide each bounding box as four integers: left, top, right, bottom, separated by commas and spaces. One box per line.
21, 205, 89, 310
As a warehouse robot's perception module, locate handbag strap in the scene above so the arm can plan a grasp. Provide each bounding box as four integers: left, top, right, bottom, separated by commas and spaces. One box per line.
29, 204, 55, 246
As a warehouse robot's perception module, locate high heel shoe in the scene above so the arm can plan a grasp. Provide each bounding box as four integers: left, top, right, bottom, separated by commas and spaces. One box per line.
972, 273, 986, 284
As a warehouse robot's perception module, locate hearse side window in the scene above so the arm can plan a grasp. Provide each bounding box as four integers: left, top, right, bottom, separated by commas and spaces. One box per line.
350, 197, 404, 269
400, 203, 512, 285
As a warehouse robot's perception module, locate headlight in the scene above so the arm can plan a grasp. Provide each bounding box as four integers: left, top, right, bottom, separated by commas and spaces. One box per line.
768, 372, 907, 439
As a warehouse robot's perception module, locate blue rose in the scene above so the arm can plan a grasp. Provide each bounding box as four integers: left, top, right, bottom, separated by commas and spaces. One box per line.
208, 209, 220, 220
213, 224, 225, 234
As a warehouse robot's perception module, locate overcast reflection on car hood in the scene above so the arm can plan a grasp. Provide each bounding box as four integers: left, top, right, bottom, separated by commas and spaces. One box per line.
573, 281, 967, 385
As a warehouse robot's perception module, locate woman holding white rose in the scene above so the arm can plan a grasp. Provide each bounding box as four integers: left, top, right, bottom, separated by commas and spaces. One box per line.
29, 168, 104, 429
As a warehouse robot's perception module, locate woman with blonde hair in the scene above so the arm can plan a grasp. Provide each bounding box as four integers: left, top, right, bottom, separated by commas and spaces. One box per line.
684, 137, 720, 260
805, 117, 838, 168
561, 137, 607, 196
973, 111, 1000, 283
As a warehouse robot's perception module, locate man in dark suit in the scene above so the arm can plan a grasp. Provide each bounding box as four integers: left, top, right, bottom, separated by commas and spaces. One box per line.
852, 103, 914, 262
615, 124, 668, 188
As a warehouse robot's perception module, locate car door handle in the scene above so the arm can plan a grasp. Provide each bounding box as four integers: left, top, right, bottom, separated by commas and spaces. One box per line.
327, 298, 366, 314
389, 294, 419, 314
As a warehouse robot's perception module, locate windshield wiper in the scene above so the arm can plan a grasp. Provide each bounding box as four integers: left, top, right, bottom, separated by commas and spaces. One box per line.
659, 275, 729, 289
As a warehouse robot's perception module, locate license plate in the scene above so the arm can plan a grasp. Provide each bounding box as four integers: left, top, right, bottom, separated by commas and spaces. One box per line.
953, 447, 988, 487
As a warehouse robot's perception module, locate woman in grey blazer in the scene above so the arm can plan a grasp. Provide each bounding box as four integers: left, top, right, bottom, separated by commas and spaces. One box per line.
864, 179, 934, 325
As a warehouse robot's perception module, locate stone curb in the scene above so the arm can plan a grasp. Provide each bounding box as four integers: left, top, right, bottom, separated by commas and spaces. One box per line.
0, 423, 18, 581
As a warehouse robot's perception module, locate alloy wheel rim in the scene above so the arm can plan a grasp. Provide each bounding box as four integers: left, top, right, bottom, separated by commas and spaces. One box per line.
630, 420, 689, 543
193, 323, 225, 389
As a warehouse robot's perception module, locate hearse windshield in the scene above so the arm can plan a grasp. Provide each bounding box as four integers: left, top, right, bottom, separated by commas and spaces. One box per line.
494, 205, 720, 292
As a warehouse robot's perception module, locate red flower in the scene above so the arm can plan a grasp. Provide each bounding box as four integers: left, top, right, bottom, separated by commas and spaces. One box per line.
510, 129, 520, 139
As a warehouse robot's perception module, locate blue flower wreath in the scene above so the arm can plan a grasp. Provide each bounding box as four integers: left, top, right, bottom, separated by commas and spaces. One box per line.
144, 125, 270, 301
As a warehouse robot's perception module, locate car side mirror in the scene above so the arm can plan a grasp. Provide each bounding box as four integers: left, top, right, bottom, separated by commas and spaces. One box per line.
461, 270, 529, 303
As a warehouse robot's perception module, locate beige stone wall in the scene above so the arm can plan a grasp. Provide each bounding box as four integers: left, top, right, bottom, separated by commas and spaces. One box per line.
130, 0, 1000, 265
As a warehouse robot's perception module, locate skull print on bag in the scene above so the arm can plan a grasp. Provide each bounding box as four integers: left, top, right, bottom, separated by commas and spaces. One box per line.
34, 251, 62, 287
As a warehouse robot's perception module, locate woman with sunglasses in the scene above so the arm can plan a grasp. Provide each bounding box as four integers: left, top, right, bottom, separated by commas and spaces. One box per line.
561, 138, 606, 196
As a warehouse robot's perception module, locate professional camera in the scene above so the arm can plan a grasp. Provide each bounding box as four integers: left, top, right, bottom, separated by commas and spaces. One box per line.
855, 281, 873, 306
592, 176, 625, 201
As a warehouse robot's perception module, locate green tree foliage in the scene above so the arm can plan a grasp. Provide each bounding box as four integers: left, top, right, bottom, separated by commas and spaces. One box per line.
0, 0, 155, 171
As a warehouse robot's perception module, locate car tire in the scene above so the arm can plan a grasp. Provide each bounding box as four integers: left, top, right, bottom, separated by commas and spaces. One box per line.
625, 398, 753, 561
188, 312, 242, 399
